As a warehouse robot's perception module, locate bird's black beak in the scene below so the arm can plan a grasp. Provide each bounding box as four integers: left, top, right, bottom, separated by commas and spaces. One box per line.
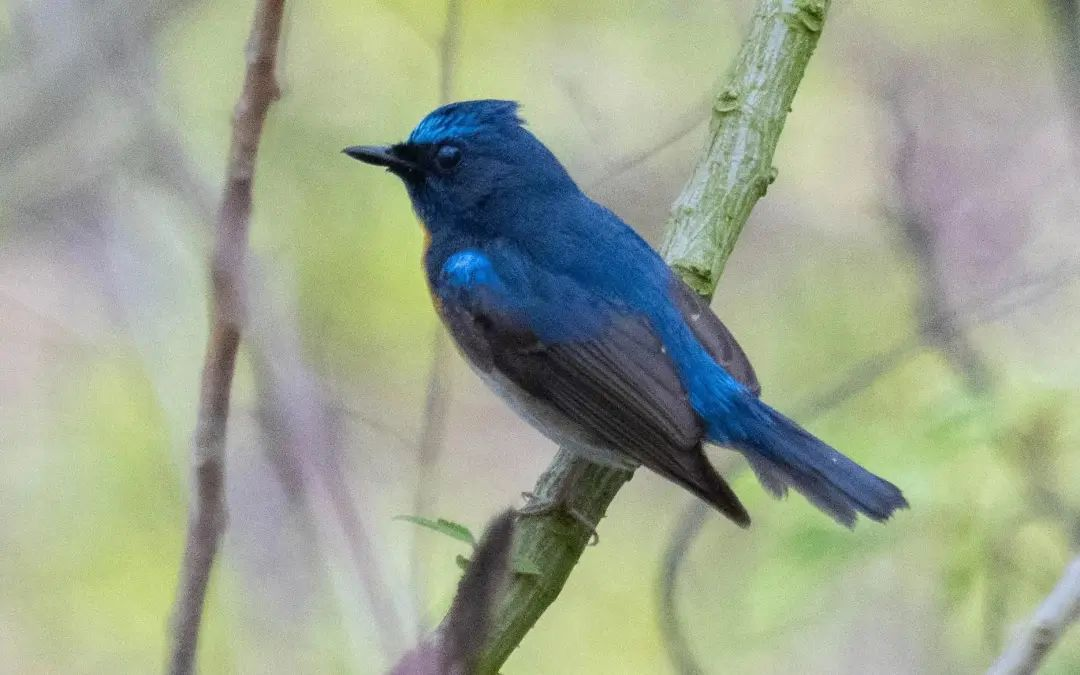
342, 145, 417, 174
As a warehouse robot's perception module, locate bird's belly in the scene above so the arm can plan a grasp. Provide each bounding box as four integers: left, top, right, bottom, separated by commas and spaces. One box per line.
469, 362, 639, 471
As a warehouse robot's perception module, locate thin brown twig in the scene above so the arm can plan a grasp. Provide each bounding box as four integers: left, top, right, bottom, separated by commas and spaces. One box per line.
167, 1, 285, 673
883, 81, 993, 393
111, 0, 411, 655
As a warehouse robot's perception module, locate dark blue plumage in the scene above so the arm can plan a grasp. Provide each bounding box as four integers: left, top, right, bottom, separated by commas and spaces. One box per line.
345, 100, 907, 528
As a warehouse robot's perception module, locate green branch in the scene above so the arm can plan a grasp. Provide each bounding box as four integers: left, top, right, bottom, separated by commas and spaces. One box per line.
661, 0, 828, 293
471, 1, 832, 670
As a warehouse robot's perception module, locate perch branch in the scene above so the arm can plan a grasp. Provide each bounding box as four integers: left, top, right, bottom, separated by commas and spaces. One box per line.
468, 1, 833, 671
166, 1, 285, 673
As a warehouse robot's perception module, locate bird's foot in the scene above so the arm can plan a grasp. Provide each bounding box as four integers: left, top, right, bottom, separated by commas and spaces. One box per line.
517, 491, 600, 546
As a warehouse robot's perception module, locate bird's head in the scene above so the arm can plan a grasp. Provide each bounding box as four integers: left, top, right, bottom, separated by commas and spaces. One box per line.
344, 100, 574, 227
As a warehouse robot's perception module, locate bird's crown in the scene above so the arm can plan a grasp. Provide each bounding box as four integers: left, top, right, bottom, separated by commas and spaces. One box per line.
408, 99, 523, 145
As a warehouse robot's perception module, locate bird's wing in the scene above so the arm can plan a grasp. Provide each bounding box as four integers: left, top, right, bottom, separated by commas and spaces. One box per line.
435, 248, 749, 525
668, 277, 761, 397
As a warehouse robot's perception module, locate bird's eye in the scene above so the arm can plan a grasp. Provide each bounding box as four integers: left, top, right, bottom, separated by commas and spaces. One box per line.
434, 144, 462, 172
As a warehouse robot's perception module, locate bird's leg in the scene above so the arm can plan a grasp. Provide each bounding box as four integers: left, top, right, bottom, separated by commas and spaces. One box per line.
517, 461, 600, 545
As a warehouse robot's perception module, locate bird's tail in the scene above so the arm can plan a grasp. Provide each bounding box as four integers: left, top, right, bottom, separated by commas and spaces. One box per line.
723, 398, 908, 527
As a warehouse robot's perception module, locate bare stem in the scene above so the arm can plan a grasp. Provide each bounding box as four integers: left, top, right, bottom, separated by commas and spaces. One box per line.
1046, 0, 1080, 145
438, 0, 462, 104
882, 83, 993, 392
166, 1, 285, 673
988, 555, 1080, 675
658, 500, 710, 675
409, 0, 464, 630
410, 328, 452, 625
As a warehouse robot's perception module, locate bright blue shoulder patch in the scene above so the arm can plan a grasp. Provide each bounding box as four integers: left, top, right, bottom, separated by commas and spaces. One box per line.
409, 100, 523, 145
440, 250, 502, 290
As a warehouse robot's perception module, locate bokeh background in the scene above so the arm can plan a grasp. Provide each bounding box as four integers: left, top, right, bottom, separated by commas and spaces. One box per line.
4, 0, 1080, 672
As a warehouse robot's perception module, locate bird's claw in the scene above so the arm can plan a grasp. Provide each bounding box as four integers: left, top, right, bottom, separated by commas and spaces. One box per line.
517, 491, 600, 546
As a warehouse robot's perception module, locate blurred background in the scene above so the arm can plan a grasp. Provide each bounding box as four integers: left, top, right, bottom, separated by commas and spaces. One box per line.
3, 0, 1080, 672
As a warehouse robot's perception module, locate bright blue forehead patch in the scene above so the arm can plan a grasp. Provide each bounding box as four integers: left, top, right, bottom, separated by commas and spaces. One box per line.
409, 100, 523, 145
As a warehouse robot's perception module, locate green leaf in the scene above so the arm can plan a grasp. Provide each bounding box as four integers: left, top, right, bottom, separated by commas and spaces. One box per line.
455, 554, 471, 571
394, 515, 477, 547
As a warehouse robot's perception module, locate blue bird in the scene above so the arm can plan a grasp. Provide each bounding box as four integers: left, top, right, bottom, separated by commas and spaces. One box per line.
344, 100, 907, 528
